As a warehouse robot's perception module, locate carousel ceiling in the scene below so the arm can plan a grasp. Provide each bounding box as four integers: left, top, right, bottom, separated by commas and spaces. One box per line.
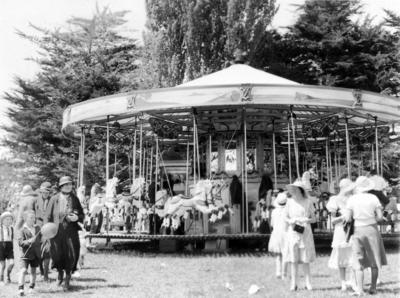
62, 64, 400, 142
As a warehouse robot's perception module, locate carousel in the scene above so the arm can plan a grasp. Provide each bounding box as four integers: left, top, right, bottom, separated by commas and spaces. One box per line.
62, 60, 400, 248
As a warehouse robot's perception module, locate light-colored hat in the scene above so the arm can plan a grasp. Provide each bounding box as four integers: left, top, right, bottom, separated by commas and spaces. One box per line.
287, 180, 308, 198
20, 185, 36, 197
40, 181, 52, 191
338, 178, 355, 195
0, 211, 14, 223
59, 176, 73, 187
276, 192, 288, 205
354, 176, 375, 193
259, 199, 266, 205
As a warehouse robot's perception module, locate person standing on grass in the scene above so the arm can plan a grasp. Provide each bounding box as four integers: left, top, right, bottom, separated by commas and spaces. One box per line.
15, 185, 37, 230
46, 176, 84, 290
345, 176, 387, 296
283, 180, 316, 291
268, 192, 288, 280
326, 178, 355, 291
17, 210, 41, 296
0, 211, 15, 285
33, 181, 52, 282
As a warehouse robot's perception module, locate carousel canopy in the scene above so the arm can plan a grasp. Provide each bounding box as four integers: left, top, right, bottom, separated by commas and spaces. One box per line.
62, 64, 400, 139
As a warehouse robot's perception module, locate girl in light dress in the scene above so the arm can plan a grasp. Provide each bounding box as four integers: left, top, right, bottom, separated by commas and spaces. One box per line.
326, 178, 354, 291
268, 192, 288, 279
283, 180, 316, 291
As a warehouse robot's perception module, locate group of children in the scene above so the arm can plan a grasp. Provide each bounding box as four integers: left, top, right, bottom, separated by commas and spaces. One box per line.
0, 209, 87, 296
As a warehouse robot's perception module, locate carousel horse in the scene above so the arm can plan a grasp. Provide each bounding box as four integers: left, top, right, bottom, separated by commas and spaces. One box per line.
130, 177, 146, 198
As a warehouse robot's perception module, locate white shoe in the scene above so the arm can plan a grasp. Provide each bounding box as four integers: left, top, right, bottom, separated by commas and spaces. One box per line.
28, 288, 35, 294
72, 271, 81, 278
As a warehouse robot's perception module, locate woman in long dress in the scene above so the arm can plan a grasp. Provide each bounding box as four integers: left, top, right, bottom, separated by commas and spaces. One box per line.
326, 178, 354, 291
283, 180, 316, 291
345, 176, 387, 296
47, 176, 84, 290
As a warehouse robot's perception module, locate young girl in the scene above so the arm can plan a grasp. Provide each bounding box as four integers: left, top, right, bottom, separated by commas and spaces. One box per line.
0, 211, 14, 285
18, 210, 41, 296
268, 192, 288, 279
326, 178, 354, 291
283, 180, 316, 291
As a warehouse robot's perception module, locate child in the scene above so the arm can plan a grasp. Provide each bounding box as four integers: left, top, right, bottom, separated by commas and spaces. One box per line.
0, 211, 14, 284
72, 223, 88, 278
268, 192, 288, 279
17, 210, 41, 296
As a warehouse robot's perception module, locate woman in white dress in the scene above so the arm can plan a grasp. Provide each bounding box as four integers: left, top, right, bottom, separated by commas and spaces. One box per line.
268, 192, 288, 279
326, 178, 354, 291
283, 180, 316, 291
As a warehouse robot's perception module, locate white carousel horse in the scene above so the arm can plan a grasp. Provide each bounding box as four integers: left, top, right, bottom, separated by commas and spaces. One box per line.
130, 177, 146, 198
106, 177, 119, 203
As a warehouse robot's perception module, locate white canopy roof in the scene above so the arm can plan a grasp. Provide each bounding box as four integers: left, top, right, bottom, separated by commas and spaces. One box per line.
178, 64, 299, 87
62, 64, 400, 136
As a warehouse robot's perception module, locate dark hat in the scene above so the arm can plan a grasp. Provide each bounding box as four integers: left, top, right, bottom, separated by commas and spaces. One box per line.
59, 176, 73, 187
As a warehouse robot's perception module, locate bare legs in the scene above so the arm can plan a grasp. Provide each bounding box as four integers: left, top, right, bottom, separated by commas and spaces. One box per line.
0, 261, 4, 283
18, 266, 36, 295
289, 263, 312, 290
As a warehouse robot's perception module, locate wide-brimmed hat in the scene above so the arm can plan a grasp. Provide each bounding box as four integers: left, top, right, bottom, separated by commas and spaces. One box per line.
338, 178, 355, 195
286, 180, 308, 197
0, 211, 14, 223
20, 185, 36, 197
59, 176, 73, 187
39, 181, 52, 192
354, 176, 375, 193
275, 192, 288, 205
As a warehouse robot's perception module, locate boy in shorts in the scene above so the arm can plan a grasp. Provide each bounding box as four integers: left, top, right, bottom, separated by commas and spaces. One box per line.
0, 211, 15, 284
17, 210, 41, 296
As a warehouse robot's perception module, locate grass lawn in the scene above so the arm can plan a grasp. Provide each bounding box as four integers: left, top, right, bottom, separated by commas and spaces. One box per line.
1, 246, 399, 298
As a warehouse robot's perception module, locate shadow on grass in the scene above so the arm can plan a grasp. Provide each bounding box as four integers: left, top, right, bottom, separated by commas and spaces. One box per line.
75, 277, 107, 282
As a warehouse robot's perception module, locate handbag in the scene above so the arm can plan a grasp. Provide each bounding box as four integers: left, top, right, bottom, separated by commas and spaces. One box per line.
293, 224, 305, 234
343, 219, 354, 242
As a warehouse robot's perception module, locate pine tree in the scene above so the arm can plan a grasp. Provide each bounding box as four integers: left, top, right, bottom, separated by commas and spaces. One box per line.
2, 7, 140, 187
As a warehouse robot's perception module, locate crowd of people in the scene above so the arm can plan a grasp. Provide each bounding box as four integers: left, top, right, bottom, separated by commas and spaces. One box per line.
263, 169, 393, 295
0, 176, 85, 296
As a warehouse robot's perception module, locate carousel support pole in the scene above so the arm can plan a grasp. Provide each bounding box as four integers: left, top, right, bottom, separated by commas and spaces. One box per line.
155, 138, 159, 234
288, 123, 292, 184
244, 111, 249, 234
185, 141, 190, 196
290, 108, 300, 179
371, 143, 375, 170
196, 122, 200, 180
380, 146, 383, 176
150, 145, 153, 186
192, 116, 196, 184
106, 116, 110, 234
272, 122, 277, 190
208, 134, 212, 178
133, 130, 137, 181
325, 139, 330, 187
328, 142, 333, 187
345, 117, 351, 179
374, 117, 379, 175
139, 122, 143, 180
114, 152, 117, 177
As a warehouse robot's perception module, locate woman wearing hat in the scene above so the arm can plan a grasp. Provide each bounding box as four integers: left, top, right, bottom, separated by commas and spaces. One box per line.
326, 178, 355, 291
345, 176, 387, 296
282, 180, 316, 291
46, 176, 84, 290
15, 185, 37, 230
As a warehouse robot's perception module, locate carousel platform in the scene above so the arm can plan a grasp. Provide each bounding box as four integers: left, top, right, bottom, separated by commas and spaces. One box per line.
86, 231, 400, 251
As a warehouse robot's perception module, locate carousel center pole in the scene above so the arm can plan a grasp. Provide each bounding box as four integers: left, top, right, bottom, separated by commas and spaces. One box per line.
345, 117, 351, 178
374, 116, 379, 175
272, 120, 277, 190
79, 126, 85, 187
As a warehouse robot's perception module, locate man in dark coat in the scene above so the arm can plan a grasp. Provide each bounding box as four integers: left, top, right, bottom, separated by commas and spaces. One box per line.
33, 181, 52, 281
46, 176, 84, 290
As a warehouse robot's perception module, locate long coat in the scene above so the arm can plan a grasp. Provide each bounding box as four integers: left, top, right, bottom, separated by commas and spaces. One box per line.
34, 194, 52, 224
46, 192, 84, 274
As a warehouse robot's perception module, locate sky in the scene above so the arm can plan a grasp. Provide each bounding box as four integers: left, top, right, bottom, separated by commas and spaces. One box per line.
0, 0, 399, 148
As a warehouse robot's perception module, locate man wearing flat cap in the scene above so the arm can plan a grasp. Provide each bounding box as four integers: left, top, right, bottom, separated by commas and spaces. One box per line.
33, 181, 52, 281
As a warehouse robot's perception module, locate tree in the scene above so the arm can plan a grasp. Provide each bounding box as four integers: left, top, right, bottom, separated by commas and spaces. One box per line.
262, 0, 398, 92
141, 0, 277, 88
2, 6, 141, 187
